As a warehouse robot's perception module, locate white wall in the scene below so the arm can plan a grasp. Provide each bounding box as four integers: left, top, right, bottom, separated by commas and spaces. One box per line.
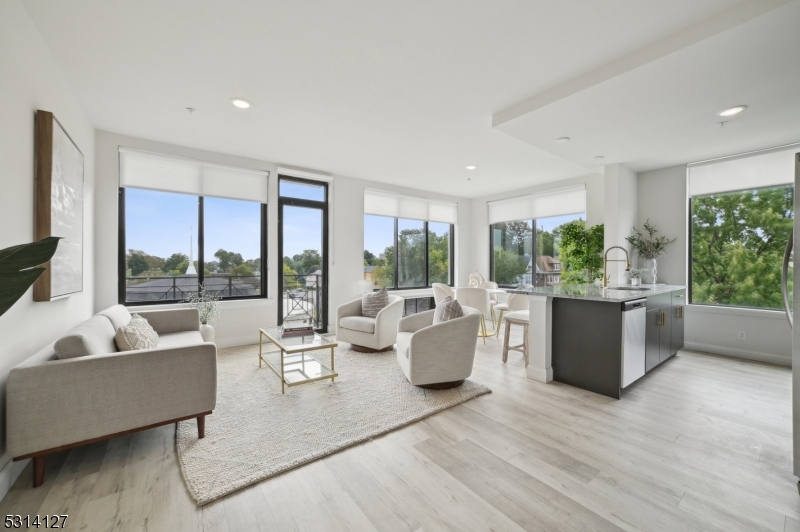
94, 131, 471, 345
0, 0, 96, 474
603, 164, 638, 285
469, 173, 604, 278
638, 164, 791, 365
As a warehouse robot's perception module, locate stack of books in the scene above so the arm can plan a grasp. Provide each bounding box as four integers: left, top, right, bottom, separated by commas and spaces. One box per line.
280, 324, 314, 337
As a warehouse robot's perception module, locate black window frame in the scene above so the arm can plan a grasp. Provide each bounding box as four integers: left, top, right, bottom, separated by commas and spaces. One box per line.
365, 215, 455, 290
118, 186, 268, 306
277, 175, 330, 332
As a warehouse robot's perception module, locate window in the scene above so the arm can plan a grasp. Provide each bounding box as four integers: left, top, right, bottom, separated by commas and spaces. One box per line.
120, 188, 266, 304
490, 213, 585, 287
690, 184, 793, 310
364, 215, 454, 289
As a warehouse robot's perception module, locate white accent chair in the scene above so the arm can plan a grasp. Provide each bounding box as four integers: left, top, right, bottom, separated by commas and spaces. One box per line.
432, 283, 455, 305
494, 292, 530, 337
395, 307, 481, 389
336, 295, 404, 352
454, 287, 491, 344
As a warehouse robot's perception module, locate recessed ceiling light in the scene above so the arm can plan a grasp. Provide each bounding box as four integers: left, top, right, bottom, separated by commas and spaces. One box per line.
466, 165, 477, 170
717, 105, 746, 117
232, 98, 251, 109
556, 137, 570, 144
592, 156, 604, 162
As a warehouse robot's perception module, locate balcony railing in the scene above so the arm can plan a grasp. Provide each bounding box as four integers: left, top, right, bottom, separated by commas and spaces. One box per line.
282, 274, 322, 330
125, 274, 261, 302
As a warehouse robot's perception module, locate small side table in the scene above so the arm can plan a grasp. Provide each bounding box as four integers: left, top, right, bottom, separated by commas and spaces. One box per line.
258, 328, 338, 393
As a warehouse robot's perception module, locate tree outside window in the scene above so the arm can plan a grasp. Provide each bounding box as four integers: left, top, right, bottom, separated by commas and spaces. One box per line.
691, 184, 793, 310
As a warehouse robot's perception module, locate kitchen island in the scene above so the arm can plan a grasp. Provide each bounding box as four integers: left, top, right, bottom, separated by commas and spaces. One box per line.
509, 283, 686, 399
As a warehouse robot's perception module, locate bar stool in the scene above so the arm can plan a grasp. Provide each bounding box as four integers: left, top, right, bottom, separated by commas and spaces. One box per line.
494, 292, 529, 337
502, 310, 529, 367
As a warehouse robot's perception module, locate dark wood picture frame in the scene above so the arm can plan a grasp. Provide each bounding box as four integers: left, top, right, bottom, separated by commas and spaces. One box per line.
34, 110, 84, 301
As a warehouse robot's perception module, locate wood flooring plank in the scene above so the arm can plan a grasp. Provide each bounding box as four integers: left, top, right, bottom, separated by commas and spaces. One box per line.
0, 343, 795, 532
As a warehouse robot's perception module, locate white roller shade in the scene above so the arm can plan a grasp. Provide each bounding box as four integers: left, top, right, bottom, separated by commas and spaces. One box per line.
120, 148, 269, 203
487, 184, 586, 225
364, 189, 458, 224
688, 144, 798, 197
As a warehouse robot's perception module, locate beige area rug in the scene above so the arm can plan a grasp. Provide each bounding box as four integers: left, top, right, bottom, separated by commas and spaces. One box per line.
176, 342, 491, 505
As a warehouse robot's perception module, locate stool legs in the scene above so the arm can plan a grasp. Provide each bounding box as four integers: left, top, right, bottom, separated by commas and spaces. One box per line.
502, 319, 529, 367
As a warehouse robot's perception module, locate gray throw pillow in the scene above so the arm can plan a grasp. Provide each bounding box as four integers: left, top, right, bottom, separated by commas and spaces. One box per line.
115, 314, 159, 351
362, 287, 389, 318
433, 296, 464, 324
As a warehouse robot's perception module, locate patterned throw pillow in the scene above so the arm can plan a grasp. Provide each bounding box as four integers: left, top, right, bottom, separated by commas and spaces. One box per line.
433, 296, 464, 324
362, 287, 389, 318
114, 314, 159, 351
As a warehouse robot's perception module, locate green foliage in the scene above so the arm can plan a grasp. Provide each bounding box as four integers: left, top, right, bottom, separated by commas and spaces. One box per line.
291, 249, 322, 276
428, 229, 450, 284
231, 263, 254, 276
536, 227, 555, 258
283, 262, 301, 289
163, 253, 188, 274
0, 237, 61, 318
691, 185, 793, 309
558, 221, 604, 284
493, 249, 529, 285
626, 220, 676, 260
214, 249, 244, 272
127, 253, 149, 276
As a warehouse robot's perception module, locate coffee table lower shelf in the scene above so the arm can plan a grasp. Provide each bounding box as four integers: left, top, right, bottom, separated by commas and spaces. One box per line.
258, 328, 338, 393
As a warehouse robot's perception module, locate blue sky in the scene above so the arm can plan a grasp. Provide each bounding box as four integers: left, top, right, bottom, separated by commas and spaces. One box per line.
127, 186, 584, 263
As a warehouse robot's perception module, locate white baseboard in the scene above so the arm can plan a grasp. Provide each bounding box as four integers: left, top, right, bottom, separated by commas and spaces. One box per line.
0, 458, 28, 502
684, 341, 791, 367
215, 335, 261, 349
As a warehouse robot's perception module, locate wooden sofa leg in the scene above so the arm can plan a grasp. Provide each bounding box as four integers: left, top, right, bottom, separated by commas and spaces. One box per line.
197, 415, 205, 439
33, 456, 45, 488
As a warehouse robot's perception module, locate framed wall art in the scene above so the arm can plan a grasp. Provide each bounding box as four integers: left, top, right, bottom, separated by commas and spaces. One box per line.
33, 110, 84, 301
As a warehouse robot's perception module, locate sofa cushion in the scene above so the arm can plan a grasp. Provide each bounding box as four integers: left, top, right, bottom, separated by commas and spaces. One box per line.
362, 287, 389, 318
156, 330, 205, 349
97, 304, 132, 330
396, 332, 413, 358
114, 314, 159, 351
340, 316, 376, 334
54, 316, 117, 359
433, 297, 464, 324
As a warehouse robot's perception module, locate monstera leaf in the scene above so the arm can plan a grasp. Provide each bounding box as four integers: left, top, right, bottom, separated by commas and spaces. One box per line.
0, 237, 61, 318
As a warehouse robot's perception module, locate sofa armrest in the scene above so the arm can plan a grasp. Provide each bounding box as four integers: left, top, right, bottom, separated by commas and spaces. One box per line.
136, 308, 200, 335
336, 298, 363, 324
7, 343, 217, 458
398, 310, 434, 333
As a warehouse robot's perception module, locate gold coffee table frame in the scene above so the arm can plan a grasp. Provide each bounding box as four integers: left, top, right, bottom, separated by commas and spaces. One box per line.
258, 328, 338, 393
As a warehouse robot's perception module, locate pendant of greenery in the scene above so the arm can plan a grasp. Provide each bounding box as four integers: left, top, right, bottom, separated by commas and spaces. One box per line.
0, 237, 61, 318
626, 220, 676, 260
558, 221, 605, 284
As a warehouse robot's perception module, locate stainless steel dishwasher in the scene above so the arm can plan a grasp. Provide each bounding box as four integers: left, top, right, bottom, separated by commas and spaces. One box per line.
621, 298, 647, 388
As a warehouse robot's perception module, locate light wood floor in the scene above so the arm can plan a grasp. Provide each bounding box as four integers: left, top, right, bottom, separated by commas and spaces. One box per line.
2, 328, 798, 531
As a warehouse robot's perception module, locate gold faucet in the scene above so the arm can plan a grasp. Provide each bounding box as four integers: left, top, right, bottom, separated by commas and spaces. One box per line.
603, 246, 631, 288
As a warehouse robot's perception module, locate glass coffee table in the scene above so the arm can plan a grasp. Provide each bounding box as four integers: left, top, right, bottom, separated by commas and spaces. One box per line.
258, 328, 338, 393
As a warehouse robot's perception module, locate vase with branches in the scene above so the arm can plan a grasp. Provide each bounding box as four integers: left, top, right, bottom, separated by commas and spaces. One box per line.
184, 284, 222, 342
625, 220, 676, 284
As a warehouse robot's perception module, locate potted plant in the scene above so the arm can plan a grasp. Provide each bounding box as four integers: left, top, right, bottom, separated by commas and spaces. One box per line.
625, 268, 647, 287
184, 284, 222, 342
625, 220, 676, 284
0, 237, 61, 318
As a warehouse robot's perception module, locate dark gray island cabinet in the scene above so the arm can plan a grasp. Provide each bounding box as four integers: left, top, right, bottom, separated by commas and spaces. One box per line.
512, 284, 685, 400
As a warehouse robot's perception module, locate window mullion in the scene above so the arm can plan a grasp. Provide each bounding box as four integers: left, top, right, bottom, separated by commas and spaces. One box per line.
198, 196, 204, 293
424, 221, 429, 287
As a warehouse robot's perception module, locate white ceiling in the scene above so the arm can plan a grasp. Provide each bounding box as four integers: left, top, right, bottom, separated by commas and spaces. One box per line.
494, 0, 800, 172
23, 0, 783, 198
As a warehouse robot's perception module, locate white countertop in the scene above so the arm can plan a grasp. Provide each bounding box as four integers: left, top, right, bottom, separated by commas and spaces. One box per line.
508, 283, 685, 303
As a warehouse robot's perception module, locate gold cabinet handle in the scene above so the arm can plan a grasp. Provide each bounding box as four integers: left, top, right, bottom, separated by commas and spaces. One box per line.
660, 311, 666, 326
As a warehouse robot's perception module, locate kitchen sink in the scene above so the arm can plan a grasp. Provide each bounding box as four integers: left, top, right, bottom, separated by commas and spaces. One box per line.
607, 286, 651, 291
